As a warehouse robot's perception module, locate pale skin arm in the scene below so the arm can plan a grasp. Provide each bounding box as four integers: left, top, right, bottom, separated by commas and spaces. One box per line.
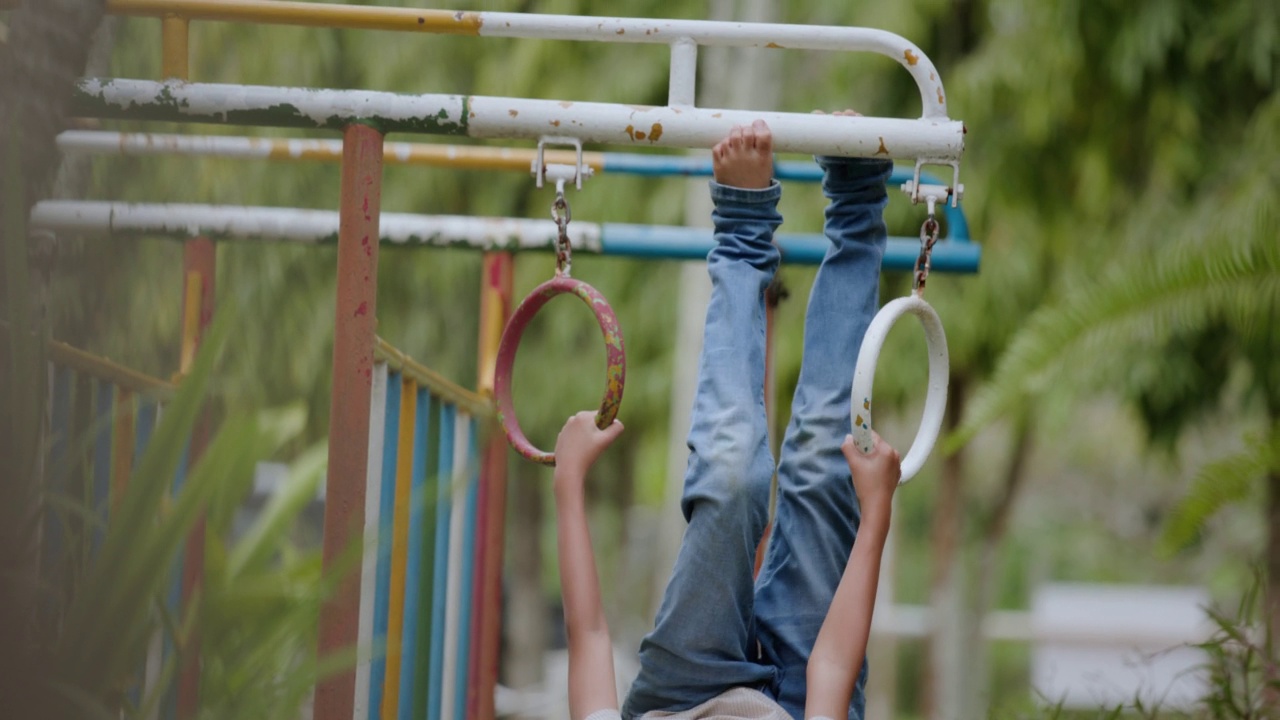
554, 411, 625, 720
805, 432, 901, 720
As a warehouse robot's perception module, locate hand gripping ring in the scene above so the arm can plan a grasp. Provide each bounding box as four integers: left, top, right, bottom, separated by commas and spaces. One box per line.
494, 275, 626, 466
850, 295, 949, 483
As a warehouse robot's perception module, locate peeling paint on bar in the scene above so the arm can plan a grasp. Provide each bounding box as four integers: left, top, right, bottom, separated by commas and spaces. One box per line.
72, 79, 963, 159
75, 79, 469, 135
29, 201, 980, 272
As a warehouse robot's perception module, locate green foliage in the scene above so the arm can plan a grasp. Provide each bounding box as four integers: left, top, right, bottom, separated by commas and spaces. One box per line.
1161, 432, 1280, 556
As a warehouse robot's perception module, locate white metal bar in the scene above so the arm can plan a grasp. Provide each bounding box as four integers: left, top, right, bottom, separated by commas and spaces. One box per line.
439, 415, 471, 720
73, 79, 964, 160
871, 604, 1217, 646
29, 200, 604, 252
668, 38, 698, 107
470, 14, 949, 119
353, 362, 388, 720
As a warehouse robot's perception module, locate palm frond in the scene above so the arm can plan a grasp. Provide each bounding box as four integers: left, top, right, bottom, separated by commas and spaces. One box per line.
1159, 431, 1278, 554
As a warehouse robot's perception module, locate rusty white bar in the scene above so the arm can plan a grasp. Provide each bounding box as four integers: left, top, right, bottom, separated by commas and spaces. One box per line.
30, 200, 603, 252
28, 201, 981, 272
106, 1, 951, 119
72, 79, 964, 161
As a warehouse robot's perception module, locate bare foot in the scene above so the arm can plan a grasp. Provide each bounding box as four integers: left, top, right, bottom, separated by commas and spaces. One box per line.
712, 119, 774, 189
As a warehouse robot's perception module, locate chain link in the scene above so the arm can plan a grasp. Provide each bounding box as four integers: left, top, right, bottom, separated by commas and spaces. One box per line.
912, 213, 939, 295
552, 182, 573, 277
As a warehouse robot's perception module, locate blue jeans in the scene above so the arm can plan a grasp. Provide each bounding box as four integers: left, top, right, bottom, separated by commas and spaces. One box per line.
622, 157, 892, 720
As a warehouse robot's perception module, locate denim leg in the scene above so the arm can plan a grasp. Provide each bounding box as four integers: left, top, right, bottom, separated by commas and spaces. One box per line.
622, 180, 783, 719
753, 158, 892, 720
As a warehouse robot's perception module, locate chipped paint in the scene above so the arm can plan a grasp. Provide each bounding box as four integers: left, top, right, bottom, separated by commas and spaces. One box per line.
875, 136, 889, 155
648, 122, 663, 143
903, 48, 919, 66
765, 41, 784, 48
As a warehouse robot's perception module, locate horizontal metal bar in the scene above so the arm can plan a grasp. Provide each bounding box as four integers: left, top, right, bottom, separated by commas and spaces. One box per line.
72, 79, 965, 160
57, 129, 608, 172
872, 605, 1216, 646
105, 0, 951, 119
29, 201, 980, 272
49, 339, 175, 397
374, 338, 492, 419
55, 131, 972, 241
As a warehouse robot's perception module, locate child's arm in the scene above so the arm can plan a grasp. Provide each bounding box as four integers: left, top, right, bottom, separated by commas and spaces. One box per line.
554, 411, 626, 720
804, 432, 901, 720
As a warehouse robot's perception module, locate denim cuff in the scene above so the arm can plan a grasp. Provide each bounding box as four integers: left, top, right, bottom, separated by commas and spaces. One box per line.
709, 179, 783, 207
815, 156, 893, 197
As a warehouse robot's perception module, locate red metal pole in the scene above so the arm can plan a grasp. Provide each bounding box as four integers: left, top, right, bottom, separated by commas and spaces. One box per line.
467, 252, 513, 720
316, 123, 384, 720
177, 236, 214, 720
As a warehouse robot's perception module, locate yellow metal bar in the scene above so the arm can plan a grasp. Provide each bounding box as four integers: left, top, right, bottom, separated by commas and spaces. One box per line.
161, 14, 190, 80
268, 140, 606, 174
374, 337, 492, 418
107, 0, 483, 35
382, 376, 416, 720
179, 270, 202, 373
47, 340, 175, 397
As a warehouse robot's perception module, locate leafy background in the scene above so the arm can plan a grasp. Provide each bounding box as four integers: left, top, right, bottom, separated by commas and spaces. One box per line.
3, 0, 1277, 717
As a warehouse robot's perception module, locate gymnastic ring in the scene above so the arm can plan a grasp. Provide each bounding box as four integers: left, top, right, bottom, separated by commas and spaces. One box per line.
494, 275, 626, 466
850, 295, 949, 483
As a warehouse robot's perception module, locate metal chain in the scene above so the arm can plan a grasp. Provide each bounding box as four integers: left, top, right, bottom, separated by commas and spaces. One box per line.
552, 180, 572, 277
912, 211, 940, 295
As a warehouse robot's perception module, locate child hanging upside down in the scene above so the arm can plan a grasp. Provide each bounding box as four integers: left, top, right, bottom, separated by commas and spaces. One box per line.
551, 117, 901, 720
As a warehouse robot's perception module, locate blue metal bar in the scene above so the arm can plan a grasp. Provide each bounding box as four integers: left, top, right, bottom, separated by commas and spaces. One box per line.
427, 403, 457, 720
600, 225, 981, 272
163, 415, 188, 720
452, 418, 480, 720
370, 371, 403, 719
601, 154, 970, 242
43, 366, 73, 582
398, 387, 432, 720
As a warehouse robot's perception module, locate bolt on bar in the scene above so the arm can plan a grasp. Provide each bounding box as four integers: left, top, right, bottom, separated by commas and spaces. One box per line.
29, 201, 981, 273
72, 79, 964, 161
106, 0, 953, 120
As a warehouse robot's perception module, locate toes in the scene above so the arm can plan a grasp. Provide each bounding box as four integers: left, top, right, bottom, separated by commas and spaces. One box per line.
752, 119, 773, 153
728, 124, 745, 150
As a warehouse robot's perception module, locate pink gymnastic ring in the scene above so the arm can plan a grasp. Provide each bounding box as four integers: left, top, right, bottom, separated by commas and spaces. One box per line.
494, 275, 626, 466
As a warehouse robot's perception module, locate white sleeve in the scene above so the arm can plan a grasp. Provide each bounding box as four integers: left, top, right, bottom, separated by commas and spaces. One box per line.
583, 709, 623, 720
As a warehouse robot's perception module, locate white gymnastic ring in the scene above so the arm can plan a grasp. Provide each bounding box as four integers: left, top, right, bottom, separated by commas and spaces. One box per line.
850, 295, 949, 483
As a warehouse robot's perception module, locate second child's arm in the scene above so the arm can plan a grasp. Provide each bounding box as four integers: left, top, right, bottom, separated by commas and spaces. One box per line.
805, 432, 901, 720
554, 411, 625, 720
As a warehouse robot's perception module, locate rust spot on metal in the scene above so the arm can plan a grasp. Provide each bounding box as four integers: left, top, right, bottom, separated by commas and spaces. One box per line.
469, 112, 476, 118
559, 101, 573, 108
550, 119, 560, 127
648, 123, 663, 143
625, 124, 636, 140
712, 113, 722, 118
930, 72, 936, 80
418, 16, 425, 24
765, 42, 784, 49
875, 137, 889, 155
937, 88, 945, 105
904, 49, 919, 66
508, 109, 518, 117
635, 129, 646, 140
616, 28, 625, 35
355, 301, 369, 317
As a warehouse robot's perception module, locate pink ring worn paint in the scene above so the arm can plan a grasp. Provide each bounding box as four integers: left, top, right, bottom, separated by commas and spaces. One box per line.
493, 275, 626, 466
